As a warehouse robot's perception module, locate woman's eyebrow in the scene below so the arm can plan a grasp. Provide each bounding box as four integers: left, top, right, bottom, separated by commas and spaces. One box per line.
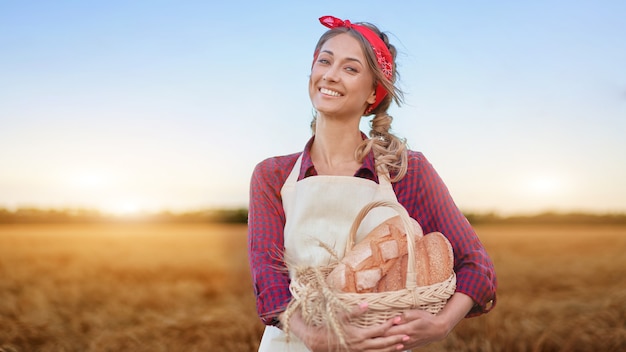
320, 50, 363, 65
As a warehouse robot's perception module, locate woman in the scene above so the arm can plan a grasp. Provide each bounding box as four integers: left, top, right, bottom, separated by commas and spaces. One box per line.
248, 16, 497, 352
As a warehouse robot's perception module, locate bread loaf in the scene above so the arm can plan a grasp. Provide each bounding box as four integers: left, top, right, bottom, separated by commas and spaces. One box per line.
326, 215, 454, 293
414, 231, 454, 286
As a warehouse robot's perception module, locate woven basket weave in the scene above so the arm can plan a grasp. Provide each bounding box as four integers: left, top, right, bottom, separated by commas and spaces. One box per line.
286, 200, 456, 330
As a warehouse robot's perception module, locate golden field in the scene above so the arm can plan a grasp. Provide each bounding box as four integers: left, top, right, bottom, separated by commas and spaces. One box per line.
0, 223, 625, 351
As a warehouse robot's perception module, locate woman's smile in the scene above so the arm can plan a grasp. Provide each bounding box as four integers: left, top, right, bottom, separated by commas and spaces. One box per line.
319, 87, 342, 97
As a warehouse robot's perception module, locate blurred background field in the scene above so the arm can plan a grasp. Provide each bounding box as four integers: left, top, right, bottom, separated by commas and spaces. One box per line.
1, 222, 625, 351
0, 223, 262, 351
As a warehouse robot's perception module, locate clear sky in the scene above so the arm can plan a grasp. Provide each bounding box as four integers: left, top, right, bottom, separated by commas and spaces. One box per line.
1, 1, 625, 215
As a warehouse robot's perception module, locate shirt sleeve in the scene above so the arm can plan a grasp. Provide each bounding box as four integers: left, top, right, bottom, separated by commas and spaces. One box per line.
247, 156, 294, 326
395, 152, 497, 317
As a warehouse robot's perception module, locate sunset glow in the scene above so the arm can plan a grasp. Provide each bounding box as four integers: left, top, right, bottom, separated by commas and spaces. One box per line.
526, 176, 565, 196
104, 201, 142, 216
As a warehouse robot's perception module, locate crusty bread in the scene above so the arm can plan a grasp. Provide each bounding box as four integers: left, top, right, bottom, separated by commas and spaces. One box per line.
326, 215, 454, 293
414, 231, 454, 286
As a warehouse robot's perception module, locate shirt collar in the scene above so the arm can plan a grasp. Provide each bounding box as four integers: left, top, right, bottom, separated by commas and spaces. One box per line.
298, 133, 378, 182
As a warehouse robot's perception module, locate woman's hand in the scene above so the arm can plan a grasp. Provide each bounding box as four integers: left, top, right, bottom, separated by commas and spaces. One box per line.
284, 302, 410, 352
384, 293, 475, 350
383, 309, 448, 349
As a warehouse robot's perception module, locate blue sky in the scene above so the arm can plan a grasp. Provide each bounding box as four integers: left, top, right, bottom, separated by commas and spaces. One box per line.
1, 1, 625, 215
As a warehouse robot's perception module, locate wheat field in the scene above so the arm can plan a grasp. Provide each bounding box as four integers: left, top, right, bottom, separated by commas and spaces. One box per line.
0, 223, 625, 351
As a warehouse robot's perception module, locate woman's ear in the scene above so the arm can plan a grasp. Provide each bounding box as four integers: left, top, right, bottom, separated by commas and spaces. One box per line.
367, 88, 376, 105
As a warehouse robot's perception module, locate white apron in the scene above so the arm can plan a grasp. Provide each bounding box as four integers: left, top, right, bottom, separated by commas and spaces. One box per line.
258, 154, 399, 352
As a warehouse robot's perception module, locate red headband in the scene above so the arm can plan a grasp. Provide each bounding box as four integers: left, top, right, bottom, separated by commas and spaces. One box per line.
317, 15, 393, 114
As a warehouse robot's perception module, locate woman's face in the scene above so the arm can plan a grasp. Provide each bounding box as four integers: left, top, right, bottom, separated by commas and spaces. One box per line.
309, 33, 377, 118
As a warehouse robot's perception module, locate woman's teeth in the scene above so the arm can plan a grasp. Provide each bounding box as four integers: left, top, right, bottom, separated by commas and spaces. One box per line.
320, 88, 341, 97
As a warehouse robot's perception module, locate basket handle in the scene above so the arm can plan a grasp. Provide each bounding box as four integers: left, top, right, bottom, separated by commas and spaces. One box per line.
347, 200, 418, 289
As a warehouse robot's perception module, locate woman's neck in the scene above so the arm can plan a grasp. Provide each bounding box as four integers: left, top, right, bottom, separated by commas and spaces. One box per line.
310, 115, 363, 176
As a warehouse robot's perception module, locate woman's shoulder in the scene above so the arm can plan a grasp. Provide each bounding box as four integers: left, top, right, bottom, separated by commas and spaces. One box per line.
399, 149, 437, 181
407, 149, 426, 160
406, 149, 429, 168
255, 152, 300, 170
252, 152, 301, 181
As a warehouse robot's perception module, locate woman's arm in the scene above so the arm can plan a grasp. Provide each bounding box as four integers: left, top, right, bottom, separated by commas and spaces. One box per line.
389, 152, 497, 345
396, 152, 497, 316
248, 157, 293, 325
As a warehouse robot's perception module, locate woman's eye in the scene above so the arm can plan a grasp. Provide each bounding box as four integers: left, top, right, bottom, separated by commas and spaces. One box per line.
317, 58, 330, 65
345, 66, 358, 73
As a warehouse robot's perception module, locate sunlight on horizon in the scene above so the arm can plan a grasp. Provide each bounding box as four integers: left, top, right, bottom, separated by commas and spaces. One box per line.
525, 175, 568, 197
1, 166, 617, 216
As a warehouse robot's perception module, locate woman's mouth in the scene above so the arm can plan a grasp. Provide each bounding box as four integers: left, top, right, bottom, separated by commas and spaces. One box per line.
320, 88, 342, 97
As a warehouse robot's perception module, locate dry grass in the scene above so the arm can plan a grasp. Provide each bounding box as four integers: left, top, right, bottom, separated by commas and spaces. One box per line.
1, 223, 625, 351
0, 223, 263, 351
422, 224, 626, 352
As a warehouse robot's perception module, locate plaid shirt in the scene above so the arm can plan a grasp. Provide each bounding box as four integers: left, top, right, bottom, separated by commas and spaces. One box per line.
248, 137, 497, 325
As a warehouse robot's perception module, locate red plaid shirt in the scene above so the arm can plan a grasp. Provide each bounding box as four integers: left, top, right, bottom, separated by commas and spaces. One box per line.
248, 137, 497, 325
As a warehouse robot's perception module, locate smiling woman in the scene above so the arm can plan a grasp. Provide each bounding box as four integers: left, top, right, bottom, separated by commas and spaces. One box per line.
248, 15, 497, 352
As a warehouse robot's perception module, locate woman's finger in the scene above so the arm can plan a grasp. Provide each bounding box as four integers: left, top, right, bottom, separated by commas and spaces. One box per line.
334, 301, 369, 327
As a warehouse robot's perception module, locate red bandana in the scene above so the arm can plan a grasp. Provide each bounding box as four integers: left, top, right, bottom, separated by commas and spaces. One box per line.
317, 15, 393, 114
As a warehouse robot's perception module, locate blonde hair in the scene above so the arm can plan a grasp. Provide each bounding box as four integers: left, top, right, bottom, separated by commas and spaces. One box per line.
311, 23, 408, 182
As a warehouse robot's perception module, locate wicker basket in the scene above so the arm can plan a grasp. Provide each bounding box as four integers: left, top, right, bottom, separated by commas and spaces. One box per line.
285, 200, 456, 331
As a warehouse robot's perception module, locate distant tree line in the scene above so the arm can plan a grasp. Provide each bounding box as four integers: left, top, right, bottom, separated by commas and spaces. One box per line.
464, 211, 626, 225
0, 207, 625, 225
0, 208, 249, 224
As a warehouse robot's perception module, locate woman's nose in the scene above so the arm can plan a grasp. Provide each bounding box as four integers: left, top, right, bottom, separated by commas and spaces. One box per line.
322, 65, 340, 82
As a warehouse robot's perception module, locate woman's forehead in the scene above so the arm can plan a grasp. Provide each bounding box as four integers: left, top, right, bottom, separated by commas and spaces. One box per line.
318, 33, 366, 60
